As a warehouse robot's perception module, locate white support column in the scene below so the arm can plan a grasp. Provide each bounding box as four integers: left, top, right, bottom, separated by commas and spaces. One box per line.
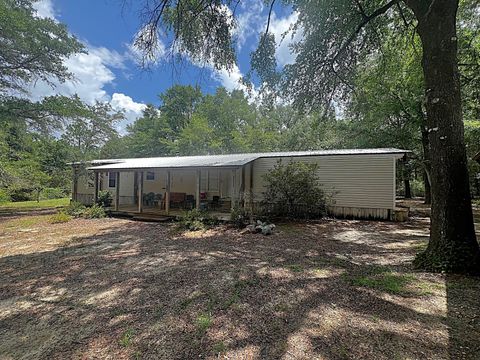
240, 166, 245, 208
231, 169, 236, 210
165, 171, 171, 215
138, 171, 143, 213
249, 162, 254, 213
72, 166, 78, 202
196, 170, 201, 209
115, 172, 120, 211
93, 171, 99, 204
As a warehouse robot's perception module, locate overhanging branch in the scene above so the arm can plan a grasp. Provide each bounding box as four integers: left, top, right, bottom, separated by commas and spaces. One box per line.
331, 0, 399, 66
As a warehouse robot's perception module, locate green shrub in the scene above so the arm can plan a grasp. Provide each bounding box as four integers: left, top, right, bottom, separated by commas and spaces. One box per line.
64, 201, 87, 217
0, 189, 10, 203
260, 160, 329, 219
83, 204, 106, 219
96, 190, 113, 208
7, 186, 34, 202
40, 187, 67, 200
410, 179, 425, 197
49, 212, 72, 224
230, 205, 248, 228
179, 209, 219, 230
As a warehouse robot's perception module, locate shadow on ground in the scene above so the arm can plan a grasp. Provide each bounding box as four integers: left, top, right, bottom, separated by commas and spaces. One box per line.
0, 217, 478, 359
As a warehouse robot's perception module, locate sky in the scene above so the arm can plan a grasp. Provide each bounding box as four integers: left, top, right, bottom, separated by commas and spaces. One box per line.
31, 0, 301, 132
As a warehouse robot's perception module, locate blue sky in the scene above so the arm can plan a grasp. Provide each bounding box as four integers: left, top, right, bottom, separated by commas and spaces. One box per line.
31, 0, 300, 131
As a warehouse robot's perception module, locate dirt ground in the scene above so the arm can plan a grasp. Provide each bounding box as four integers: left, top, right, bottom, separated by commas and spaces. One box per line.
0, 208, 479, 359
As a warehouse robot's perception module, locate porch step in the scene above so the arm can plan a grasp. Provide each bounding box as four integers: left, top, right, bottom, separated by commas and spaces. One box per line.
132, 214, 173, 222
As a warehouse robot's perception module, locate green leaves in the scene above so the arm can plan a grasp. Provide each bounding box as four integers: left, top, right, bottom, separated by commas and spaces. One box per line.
261, 160, 328, 219
0, 0, 84, 94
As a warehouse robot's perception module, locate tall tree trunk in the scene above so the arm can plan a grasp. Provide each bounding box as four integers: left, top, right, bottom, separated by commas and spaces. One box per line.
423, 170, 431, 204
421, 127, 432, 204
404, 179, 412, 199
408, 0, 479, 273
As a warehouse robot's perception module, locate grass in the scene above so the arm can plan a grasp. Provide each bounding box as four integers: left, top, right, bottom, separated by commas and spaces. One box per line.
287, 264, 304, 272
49, 212, 72, 224
119, 328, 134, 347
0, 198, 69, 211
212, 341, 226, 354
3, 215, 47, 229
195, 313, 213, 334
351, 271, 416, 294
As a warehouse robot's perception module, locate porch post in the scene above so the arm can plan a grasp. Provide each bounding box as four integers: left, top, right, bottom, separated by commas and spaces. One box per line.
94, 171, 99, 204
196, 170, 201, 209
115, 172, 120, 211
165, 170, 171, 215
240, 166, 245, 208
231, 169, 236, 210
72, 165, 79, 202
138, 171, 143, 213
249, 162, 254, 213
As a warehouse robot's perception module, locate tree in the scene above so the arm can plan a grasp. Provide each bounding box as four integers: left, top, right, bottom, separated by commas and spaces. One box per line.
0, 0, 84, 94
124, 105, 174, 157
62, 101, 124, 162
176, 114, 221, 155
129, 0, 479, 273
159, 85, 203, 134
347, 34, 427, 200
0, 95, 90, 133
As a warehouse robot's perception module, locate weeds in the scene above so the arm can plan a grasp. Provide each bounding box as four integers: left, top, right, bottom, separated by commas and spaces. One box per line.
178, 209, 219, 231
212, 341, 226, 354
119, 328, 134, 347
351, 271, 416, 294
195, 313, 212, 334
49, 212, 72, 224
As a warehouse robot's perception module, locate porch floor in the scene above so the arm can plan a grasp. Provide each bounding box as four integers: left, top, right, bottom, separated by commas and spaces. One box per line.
109, 205, 232, 221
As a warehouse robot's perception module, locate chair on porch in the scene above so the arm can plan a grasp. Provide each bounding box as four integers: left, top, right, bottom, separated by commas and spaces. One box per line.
169, 192, 186, 209
209, 196, 221, 210
153, 193, 162, 207
185, 195, 195, 209
143, 192, 155, 206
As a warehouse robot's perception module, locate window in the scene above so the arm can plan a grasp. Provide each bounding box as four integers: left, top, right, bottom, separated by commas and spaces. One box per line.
146, 171, 155, 181
108, 172, 117, 188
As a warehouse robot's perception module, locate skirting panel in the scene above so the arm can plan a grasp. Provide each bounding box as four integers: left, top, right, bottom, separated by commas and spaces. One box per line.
327, 206, 391, 220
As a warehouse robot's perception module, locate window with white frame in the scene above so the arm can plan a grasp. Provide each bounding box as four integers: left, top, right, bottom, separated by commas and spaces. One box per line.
146, 171, 155, 181
108, 172, 117, 188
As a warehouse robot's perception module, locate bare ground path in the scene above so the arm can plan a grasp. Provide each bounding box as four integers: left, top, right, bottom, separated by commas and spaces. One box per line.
0, 211, 478, 359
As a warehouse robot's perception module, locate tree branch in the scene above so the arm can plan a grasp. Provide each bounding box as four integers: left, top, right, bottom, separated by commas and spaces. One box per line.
265, 0, 276, 35
332, 0, 399, 66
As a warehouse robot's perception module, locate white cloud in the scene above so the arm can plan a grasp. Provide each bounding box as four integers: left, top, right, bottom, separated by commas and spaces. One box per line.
33, 0, 55, 18
29, 46, 123, 104
269, 11, 302, 67
110, 93, 147, 133
233, 1, 265, 50
212, 64, 244, 92
28, 46, 146, 131
26, 44, 147, 131
27, 1, 146, 130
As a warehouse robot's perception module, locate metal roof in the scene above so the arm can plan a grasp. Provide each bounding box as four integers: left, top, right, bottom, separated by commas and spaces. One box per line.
87, 148, 408, 171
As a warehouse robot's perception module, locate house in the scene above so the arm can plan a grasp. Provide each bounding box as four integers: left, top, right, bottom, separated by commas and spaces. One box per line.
71, 148, 408, 220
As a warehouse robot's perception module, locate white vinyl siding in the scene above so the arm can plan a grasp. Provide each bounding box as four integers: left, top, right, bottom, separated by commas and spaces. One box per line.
251, 154, 396, 210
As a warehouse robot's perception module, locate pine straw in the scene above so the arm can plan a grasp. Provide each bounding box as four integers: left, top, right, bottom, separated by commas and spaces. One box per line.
0, 213, 478, 359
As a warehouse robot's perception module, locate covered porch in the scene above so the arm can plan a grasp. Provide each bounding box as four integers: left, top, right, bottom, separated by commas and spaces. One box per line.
91, 165, 253, 218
